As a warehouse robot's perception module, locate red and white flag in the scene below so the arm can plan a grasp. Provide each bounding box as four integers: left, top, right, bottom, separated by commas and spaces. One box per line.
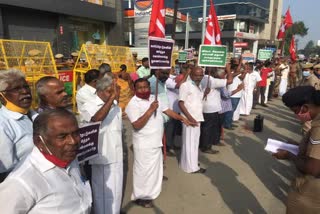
277, 8, 293, 40
148, 0, 166, 38
204, 0, 221, 45
289, 36, 296, 62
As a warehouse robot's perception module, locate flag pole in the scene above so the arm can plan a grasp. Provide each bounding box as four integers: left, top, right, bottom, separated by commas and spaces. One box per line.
185, 12, 190, 49
201, 0, 207, 44
154, 70, 159, 117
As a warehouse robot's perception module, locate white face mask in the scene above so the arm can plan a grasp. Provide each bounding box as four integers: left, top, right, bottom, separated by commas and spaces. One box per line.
302, 70, 311, 77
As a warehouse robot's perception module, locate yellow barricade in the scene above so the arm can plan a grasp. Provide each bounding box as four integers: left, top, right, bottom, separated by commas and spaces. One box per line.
73, 44, 136, 112
0, 39, 57, 108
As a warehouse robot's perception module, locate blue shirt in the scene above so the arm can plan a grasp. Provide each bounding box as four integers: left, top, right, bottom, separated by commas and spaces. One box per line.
0, 106, 37, 173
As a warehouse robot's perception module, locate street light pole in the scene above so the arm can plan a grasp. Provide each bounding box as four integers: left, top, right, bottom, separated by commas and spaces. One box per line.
201, 0, 207, 44
172, 0, 179, 40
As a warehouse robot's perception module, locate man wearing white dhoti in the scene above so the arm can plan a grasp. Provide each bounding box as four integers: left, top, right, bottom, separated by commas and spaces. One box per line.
80, 75, 123, 214
126, 78, 190, 208
279, 58, 290, 96
239, 63, 262, 116
179, 67, 206, 174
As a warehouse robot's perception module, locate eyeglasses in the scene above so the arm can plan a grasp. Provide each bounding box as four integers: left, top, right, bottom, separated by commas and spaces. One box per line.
1, 84, 31, 93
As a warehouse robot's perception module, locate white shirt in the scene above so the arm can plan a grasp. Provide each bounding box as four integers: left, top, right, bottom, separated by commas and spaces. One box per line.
244, 71, 262, 92
228, 75, 243, 98
76, 84, 97, 119
0, 147, 92, 214
200, 75, 227, 113
165, 74, 180, 113
280, 64, 289, 79
0, 106, 38, 173
179, 80, 204, 121
125, 95, 168, 149
81, 96, 123, 165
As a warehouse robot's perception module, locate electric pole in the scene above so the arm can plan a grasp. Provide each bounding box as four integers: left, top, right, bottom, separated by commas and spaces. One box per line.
172, 0, 179, 40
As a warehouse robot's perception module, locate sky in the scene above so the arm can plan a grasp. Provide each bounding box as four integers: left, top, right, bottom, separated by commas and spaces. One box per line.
283, 0, 320, 50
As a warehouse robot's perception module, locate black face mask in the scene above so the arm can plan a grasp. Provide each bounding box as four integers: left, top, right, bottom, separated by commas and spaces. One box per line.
159, 76, 168, 83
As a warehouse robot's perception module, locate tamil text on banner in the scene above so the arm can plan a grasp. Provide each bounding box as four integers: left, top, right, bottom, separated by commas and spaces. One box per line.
198, 45, 227, 67
178, 51, 187, 63
149, 37, 174, 69
77, 122, 100, 163
257, 49, 273, 61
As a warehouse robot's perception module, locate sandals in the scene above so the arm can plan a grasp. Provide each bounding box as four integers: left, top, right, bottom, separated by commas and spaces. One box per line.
135, 199, 154, 208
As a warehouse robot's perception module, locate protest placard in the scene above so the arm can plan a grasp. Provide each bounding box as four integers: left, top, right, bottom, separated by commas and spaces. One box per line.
149, 37, 174, 69
258, 49, 273, 61
198, 45, 227, 67
77, 122, 100, 163
178, 51, 187, 63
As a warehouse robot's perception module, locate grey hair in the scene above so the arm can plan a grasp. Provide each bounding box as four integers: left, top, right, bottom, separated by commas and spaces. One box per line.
0, 69, 26, 91
36, 76, 59, 97
96, 75, 113, 92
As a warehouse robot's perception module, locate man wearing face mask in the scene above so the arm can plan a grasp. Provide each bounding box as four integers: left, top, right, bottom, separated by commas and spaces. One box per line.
36, 76, 69, 112
0, 69, 38, 182
149, 69, 171, 153
274, 86, 320, 214
80, 75, 123, 214
300, 63, 320, 90
125, 78, 191, 208
0, 109, 92, 213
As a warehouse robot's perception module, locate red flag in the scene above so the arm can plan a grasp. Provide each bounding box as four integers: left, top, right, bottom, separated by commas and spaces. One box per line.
148, 0, 166, 38
277, 8, 293, 40
204, 0, 221, 45
289, 36, 296, 62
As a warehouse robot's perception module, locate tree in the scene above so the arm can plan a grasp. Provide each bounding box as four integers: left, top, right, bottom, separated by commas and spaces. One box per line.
304, 40, 314, 50
284, 21, 308, 55
300, 40, 320, 57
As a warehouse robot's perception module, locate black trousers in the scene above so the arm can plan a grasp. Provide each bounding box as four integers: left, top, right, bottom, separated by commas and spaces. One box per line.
268, 81, 275, 100
218, 113, 225, 141
165, 118, 180, 150
258, 86, 266, 104
200, 112, 220, 150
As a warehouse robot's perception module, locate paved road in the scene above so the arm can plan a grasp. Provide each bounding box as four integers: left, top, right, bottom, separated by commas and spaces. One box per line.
121, 98, 301, 214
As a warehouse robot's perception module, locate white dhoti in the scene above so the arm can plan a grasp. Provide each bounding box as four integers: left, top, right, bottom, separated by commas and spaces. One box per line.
279, 78, 288, 96
239, 90, 253, 115
233, 101, 241, 121
92, 162, 123, 214
180, 124, 200, 173
131, 147, 163, 200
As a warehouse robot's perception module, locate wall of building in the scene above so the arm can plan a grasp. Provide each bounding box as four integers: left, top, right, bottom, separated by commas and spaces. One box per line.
259, 0, 283, 45
0, 1, 125, 55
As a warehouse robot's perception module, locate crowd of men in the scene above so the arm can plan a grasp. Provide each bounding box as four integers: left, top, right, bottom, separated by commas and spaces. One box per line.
1, 53, 320, 213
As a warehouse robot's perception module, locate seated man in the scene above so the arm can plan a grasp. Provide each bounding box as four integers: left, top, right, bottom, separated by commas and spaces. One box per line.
0, 109, 92, 213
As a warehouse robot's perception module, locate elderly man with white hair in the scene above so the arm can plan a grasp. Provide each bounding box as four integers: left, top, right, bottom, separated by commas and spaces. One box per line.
80, 75, 123, 214
0, 69, 37, 181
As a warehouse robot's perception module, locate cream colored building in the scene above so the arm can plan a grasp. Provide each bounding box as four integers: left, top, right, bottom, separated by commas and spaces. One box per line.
259, 0, 283, 47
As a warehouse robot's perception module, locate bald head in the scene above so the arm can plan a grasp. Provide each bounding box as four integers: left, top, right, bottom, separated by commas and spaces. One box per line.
190, 67, 204, 85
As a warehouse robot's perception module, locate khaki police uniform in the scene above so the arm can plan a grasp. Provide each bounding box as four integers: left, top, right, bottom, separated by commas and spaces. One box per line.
287, 115, 320, 213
